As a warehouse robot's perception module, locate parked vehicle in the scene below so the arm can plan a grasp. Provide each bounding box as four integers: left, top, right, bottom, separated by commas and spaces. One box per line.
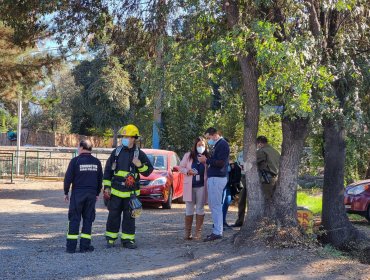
139, 149, 184, 209
344, 179, 370, 222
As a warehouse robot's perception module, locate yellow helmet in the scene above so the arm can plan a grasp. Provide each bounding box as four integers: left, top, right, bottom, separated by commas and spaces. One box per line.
120, 124, 140, 138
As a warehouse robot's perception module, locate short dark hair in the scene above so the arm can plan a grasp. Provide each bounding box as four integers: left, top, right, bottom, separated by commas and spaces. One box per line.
256, 136, 268, 144
205, 127, 218, 136
80, 140, 92, 151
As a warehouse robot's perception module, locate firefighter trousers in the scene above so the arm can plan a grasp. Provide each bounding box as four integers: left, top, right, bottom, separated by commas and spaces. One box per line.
105, 195, 135, 244
66, 190, 96, 251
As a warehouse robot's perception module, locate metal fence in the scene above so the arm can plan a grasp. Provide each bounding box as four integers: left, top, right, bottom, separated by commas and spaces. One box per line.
0, 153, 14, 183
0, 148, 112, 180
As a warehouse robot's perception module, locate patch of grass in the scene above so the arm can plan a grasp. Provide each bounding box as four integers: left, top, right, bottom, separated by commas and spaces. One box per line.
297, 191, 322, 215
319, 244, 350, 259
297, 192, 367, 222
348, 213, 367, 222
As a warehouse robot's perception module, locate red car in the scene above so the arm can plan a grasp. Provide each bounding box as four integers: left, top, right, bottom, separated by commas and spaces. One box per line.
139, 149, 184, 209
344, 179, 370, 222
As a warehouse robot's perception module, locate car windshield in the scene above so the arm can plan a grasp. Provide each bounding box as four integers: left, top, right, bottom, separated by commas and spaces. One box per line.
146, 154, 167, 170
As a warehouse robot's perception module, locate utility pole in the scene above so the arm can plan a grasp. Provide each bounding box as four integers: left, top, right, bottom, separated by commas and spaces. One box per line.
16, 95, 22, 175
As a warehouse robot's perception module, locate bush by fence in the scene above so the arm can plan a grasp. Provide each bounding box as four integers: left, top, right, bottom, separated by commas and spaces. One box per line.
0, 130, 113, 148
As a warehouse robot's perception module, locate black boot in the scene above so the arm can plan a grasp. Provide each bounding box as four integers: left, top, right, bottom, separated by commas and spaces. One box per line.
66, 239, 77, 254
122, 240, 137, 249
106, 239, 115, 248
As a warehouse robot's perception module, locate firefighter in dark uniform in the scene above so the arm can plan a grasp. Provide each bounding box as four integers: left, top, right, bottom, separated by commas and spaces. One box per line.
103, 124, 153, 249
64, 140, 103, 253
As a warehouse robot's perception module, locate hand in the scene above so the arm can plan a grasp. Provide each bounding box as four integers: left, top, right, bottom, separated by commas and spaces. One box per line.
187, 169, 196, 176
132, 157, 142, 167
64, 195, 69, 203
103, 188, 111, 200
96, 196, 99, 201
198, 155, 207, 163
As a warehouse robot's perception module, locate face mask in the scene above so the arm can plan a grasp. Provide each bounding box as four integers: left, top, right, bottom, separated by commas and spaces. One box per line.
197, 146, 205, 154
208, 139, 216, 146
121, 138, 130, 147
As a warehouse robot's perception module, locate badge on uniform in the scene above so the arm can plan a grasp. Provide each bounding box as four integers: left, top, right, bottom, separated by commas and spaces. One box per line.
111, 161, 117, 171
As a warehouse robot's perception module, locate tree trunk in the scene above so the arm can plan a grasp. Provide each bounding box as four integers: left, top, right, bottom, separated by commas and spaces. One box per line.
112, 126, 119, 148
152, 0, 167, 149
365, 159, 370, 179
236, 54, 264, 239
223, 0, 263, 242
321, 118, 359, 247
152, 36, 164, 149
272, 117, 309, 227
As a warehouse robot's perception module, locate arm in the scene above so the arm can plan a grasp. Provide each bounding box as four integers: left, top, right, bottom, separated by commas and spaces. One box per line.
103, 151, 115, 190
179, 152, 190, 175
64, 159, 75, 195
257, 149, 268, 171
206, 142, 230, 168
137, 150, 154, 177
96, 160, 103, 196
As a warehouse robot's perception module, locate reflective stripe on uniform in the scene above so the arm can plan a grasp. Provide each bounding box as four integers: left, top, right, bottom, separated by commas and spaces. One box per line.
80, 233, 91, 240
111, 188, 140, 198
114, 170, 130, 177
67, 234, 79, 240
138, 164, 149, 173
103, 179, 111, 186
105, 231, 119, 239
121, 233, 135, 240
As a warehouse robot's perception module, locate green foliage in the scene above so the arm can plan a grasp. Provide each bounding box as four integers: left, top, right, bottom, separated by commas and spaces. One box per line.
71, 56, 133, 135
258, 112, 282, 152
0, 107, 17, 132
0, 24, 58, 114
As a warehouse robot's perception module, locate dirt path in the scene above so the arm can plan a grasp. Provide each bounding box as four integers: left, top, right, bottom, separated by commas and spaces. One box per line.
0, 181, 369, 280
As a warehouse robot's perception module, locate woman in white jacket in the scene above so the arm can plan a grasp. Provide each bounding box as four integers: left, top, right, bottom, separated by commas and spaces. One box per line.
179, 136, 209, 240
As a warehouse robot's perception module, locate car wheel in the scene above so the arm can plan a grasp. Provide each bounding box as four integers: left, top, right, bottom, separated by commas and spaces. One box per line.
366, 206, 370, 223
162, 187, 173, 209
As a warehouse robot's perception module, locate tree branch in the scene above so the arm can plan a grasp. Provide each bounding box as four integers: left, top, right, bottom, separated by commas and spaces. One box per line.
304, 0, 321, 37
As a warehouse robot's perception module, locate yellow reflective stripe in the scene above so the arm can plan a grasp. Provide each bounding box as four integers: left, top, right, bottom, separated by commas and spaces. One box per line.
105, 231, 118, 239
67, 234, 78, 240
103, 179, 111, 186
121, 233, 135, 240
111, 188, 140, 198
114, 170, 129, 177
80, 233, 91, 240
138, 164, 149, 173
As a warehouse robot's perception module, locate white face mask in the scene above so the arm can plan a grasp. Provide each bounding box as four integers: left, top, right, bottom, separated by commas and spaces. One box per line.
197, 146, 205, 154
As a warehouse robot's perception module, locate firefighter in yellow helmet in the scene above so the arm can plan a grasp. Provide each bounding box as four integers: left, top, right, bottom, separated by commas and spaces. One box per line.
103, 124, 153, 249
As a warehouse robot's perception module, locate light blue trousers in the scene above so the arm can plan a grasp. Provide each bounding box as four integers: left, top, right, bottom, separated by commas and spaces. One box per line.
207, 177, 228, 236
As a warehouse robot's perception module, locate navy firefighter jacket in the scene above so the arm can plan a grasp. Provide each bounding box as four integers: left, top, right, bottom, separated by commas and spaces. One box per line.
103, 145, 154, 193
64, 153, 103, 196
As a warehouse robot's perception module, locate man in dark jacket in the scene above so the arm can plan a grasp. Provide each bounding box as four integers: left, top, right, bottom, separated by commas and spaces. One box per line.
198, 127, 230, 241
103, 124, 153, 249
64, 140, 103, 253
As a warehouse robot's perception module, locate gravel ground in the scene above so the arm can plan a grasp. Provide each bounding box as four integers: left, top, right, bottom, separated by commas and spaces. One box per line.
0, 180, 369, 280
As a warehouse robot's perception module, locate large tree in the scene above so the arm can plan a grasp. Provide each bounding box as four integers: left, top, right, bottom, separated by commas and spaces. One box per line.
72, 56, 132, 146
305, 0, 369, 248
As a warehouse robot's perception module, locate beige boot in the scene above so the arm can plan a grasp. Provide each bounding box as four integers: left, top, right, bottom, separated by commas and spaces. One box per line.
194, 214, 205, 240
184, 215, 193, 240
